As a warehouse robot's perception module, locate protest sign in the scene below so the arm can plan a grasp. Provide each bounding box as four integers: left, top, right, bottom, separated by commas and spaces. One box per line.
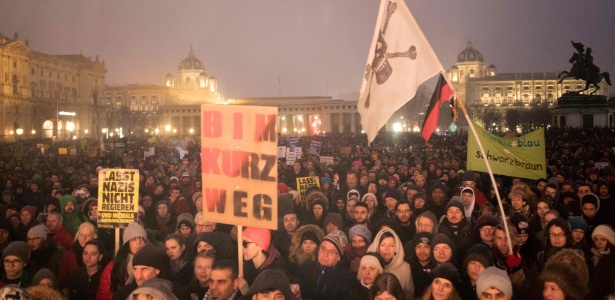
144, 147, 155, 159
289, 136, 299, 150
309, 140, 322, 155
296, 176, 320, 202
201, 104, 278, 230
320, 156, 334, 166
277, 146, 286, 158
295, 147, 302, 159
286, 148, 296, 165
466, 122, 546, 180
595, 162, 609, 170
97, 169, 139, 228
340, 146, 352, 155
58, 148, 68, 155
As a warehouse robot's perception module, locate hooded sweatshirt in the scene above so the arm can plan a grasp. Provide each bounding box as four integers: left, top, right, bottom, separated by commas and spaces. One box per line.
367, 228, 415, 300
60, 195, 81, 235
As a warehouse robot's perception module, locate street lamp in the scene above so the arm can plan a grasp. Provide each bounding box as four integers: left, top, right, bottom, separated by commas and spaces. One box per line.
16, 128, 23, 135
165, 125, 171, 133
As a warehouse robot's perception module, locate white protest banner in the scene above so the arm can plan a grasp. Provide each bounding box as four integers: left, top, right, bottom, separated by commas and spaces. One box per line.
97, 169, 139, 228
320, 156, 334, 166
295, 147, 302, 159
278, 146, 287, 158
286, 149, 296, 165
201, 104, 278, 229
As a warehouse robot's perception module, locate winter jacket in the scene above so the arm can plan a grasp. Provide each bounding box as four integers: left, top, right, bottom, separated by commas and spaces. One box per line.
296, 261, 352, 300
66, 265, 103, 300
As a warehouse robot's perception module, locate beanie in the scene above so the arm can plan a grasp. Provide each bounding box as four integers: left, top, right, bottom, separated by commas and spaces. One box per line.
322, 230, 348, 256
177, 213, 195, 227
509, 213, 530, 235
431, 233, 455, 252
347, 189, 360, 199
324, 213, 343, 230
475, 214, 500, 230
301, 230, 320, 245
445, 199, 464, 213
192, 192, 202, 204
378, 173, 389, 181
568, 216, 588, 232
384, 189, 401, 201
463, 244, 494, 270
581, 193, 600, 210
349, 224, 373, 244
27, 225, 49, 241
357, 253, 384, 281
361, 193, 378, 207
277, 183, 289, 194
431, 263, 463, 292
20, 205, 36, 217
243, 227, 271, 251
592, 224, 615, 246
476, 266, 512, 299
122, 222, 148, 245
462, 171, 475, 182
245, 269, 297, 300
321, 177, 333, 186
278, 193, 295, 216
2, 241, 30, 262
133, 243, 166, 271
129, 278, 178, 300
32, 268, 58, 288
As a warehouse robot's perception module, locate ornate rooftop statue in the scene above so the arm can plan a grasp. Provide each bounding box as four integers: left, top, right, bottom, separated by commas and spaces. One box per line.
558, 41, 611, 95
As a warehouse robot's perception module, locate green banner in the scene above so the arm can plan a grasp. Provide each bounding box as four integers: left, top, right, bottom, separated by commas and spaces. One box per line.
466, 122, 546, 180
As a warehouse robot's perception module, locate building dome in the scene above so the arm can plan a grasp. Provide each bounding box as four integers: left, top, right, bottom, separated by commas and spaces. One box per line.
457, 41, 484, 63
178, 48, 206, 72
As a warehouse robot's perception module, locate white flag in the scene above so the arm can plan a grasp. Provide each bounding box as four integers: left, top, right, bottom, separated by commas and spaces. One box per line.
358, 0, 445, 143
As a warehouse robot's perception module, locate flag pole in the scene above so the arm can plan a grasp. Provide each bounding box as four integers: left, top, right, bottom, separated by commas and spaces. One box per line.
447, 79, 514, 255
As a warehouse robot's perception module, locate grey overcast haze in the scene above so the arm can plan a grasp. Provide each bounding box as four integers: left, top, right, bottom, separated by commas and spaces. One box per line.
2, 0, 614, 99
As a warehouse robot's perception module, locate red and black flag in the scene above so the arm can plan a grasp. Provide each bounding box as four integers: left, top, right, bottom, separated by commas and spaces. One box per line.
421, 73, 453, 141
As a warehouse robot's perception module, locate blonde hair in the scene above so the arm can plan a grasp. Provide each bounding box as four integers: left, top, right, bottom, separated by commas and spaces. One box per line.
74, 222, 98, 241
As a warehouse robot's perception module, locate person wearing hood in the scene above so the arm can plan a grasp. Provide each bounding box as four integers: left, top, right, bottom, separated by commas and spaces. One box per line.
288, 224, 324, 275
460, 187, 480, 226
581, 193, 614, 235
420, 263, 463, 300
129, 277, 179, 300
59, 195, 80, 235
303, 191, 329, 229
241, 227, 287, 286
428, 183, 449, 221
544, 181, 568, 218
405, 232, 436, 298
240, 269, 297, 300
415, 211, 438, 235
296, 230, 352, 300
154, 200, 176, 237
367, 228, 414, 300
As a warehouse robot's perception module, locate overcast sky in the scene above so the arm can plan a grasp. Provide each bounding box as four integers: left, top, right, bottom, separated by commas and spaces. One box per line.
2, 0, 614, 99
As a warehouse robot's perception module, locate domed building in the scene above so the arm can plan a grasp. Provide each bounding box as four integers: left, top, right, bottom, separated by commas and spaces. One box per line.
446, 41, 611, 131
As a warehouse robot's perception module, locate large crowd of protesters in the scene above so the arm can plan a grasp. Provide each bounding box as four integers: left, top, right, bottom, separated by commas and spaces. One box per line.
0, 127, 613, 299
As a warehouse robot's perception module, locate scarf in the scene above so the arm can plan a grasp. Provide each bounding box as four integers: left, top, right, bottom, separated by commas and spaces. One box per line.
156, 214, 171, 228
170, 258, 187, 274
591, 247, 610, 267
203, 288, 238, 300
346, 245, 368, 272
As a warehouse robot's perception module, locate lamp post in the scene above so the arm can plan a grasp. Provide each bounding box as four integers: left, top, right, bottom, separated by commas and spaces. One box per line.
16, 128, 23, 142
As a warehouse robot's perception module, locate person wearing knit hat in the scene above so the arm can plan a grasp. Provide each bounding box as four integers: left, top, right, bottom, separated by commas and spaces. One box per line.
122, 222, 148, 245
421, 263, 463, 300
461, 243, 494, 298
475, 213, 500, 248
431, 233, 457, 265
129, 278, 179, 300
1, 241, 33, 287
439, 199, 474, 261
32, 268, 58, 290
588, 225, 615, 298
345, 224, 372, 274
349, 224, 372, 244
540, 262, 588, 300
568, 216, 589, 250
321, 230, 348, 262
476, 266, 513, 300
356, 253, 384, 289
175, 212, 195, 238
404, 232, 435, 297
242, 269, 297, 300
242, 227, 284, 286
323, 212, 344, 234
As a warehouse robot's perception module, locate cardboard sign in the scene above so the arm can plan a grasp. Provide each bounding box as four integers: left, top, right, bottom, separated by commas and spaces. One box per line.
97, 169, 139, 228
286, 149, 296, 165
201, 104, 278, 229
144, 147, 155, 159
58, 148, 68, 155
295, 147, 302, 159
296, 176, 320, 202
277, 146, 287, 158
320, 156, 334, 165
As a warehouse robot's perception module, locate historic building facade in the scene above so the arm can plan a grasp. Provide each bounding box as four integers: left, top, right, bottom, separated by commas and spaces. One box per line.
446, 41, 611, 131
0, 32, 106, 141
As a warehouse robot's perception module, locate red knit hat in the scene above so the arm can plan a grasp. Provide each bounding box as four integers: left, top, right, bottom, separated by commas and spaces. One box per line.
20, 205, 36, 217
278, 183, 289, 194
243, 227, 271, 251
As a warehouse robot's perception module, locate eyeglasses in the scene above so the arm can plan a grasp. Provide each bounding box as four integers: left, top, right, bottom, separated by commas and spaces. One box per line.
3, 259, 22, 266
479, 226, 494, 232
319, 246, 338, 256
242, 241, 254, 248
550, 233, 565, 240
396, 209, 411, 214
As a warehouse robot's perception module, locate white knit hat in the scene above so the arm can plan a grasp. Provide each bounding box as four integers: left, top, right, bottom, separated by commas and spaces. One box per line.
592, 224, 615, 246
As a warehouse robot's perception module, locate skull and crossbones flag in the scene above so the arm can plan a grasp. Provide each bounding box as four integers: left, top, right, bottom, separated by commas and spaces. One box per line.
358, 0, 451, 143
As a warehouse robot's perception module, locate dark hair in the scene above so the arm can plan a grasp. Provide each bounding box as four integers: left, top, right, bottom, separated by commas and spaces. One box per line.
110, 243, 133, 292
212, 259, 238, 280
368, 273, 405, 300
394, 200, 411, 211
165, 233, 188, 262
83, 239, 106, 265
354, 201, 368, 211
